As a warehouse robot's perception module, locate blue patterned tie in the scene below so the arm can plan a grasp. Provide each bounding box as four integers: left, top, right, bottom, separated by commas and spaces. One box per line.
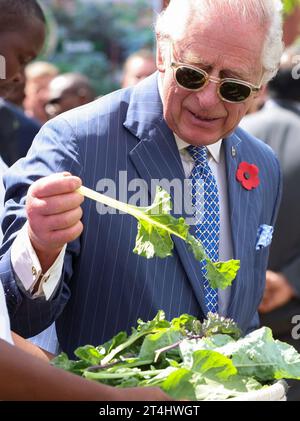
188, 145, 219, 313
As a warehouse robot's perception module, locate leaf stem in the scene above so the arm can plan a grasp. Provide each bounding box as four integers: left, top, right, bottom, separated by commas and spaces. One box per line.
77, 186, 186, 240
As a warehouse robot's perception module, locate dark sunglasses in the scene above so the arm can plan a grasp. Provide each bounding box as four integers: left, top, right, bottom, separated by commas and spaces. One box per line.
171, 61, 261, 103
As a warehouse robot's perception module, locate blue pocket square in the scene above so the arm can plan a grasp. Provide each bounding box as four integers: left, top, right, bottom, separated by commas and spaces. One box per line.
256, 224, 274, 250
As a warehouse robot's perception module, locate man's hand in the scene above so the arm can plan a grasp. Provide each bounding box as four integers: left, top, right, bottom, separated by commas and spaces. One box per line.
259, 270, 296, 313
26, 172, 84, 272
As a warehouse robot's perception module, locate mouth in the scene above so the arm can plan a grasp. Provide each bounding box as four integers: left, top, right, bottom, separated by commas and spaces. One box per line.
190, 110, 221, 122
186, 110, 224, 129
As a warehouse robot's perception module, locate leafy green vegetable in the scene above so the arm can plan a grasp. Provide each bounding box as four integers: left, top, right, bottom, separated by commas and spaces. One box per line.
78, 185, 240, 290
53, 311, 298, 400
220, 327, 300, 382
201, 312, 242, 340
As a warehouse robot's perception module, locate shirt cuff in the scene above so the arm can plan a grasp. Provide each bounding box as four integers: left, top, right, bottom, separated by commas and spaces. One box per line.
11, 222, 67, 300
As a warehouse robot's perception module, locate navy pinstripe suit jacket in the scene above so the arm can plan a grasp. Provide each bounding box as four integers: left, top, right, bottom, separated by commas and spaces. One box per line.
0, 74, 281, 356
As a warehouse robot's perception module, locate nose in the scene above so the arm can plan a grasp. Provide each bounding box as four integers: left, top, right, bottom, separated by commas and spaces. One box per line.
195, 78, 222, 107
12, 68, 25, 85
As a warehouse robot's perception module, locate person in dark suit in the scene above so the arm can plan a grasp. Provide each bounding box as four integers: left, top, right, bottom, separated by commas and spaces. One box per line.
1, 0, 283, 357
0, 98, 40, 166
241, 45, 300, 401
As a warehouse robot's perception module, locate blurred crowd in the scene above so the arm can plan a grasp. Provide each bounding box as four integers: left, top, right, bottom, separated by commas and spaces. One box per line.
0, 48, 156, 168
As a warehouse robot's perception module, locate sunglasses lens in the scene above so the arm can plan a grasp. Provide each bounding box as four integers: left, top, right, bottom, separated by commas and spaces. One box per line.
175, 67, 206, 90
220, 81, 251, 102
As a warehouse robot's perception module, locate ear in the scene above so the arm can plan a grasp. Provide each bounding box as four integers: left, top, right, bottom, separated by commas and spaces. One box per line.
156, 39, 167, 73
253, 84, 267, 100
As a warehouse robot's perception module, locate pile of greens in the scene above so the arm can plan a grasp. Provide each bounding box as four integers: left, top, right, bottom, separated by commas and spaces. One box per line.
53, 311, 300, 400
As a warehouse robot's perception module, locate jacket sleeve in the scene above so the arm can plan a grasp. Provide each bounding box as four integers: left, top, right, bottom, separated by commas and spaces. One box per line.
0, 116, 82, 337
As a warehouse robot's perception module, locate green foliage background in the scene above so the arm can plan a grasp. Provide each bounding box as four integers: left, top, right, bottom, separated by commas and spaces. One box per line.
40, 0, 155, 96
283, 0, 300, 13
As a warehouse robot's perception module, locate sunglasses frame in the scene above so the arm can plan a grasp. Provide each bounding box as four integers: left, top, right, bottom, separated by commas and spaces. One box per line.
170, 59, 261, 104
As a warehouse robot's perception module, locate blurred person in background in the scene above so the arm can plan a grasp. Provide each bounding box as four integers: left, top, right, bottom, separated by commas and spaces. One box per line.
0, 98, 40, 167
5, 77, 26, 108
121, 48, 157, 88
45, 72, 95, 119
23, 61, 59, 124
241, 45, 300, 400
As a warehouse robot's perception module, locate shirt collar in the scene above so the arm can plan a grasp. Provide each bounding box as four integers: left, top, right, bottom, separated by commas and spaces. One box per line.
157, 73, 222, 163
174, 135, 222, 163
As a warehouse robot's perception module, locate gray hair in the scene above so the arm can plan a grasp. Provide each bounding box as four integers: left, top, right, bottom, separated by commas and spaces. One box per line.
155, 0, 284, 84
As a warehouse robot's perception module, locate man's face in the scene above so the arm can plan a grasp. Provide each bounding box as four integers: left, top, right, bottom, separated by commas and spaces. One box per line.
122, 57, 157, 88
24, 74, 55, 122
45, 78, 86, 118
158, 16, 265, 145
0, 19, 45, 98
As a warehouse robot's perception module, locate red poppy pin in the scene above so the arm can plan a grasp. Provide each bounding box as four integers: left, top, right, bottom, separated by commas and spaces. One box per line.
236, 161, 260, 191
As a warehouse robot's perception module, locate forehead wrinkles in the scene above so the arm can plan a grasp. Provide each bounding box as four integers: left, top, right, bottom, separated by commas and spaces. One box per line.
177, 44, 259, 80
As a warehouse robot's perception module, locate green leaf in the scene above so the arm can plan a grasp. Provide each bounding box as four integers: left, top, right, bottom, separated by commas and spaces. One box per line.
161, 350, 238, 400
170, 313, 201, 335
202, 313, 242, 340
218, 327, 300, 382
139, 329, 183, 361
186, 233, 206, 261
74, 345, 103, 365
79, 185, 240, 291
191, 350, 237, 380
100, 311, 170, 365
134, 187, 240, 289
161, 368, 197, 400
51, 352, 90, 375
194, 375, 262, 401
133, 187, 189, 258
206, 259, 241, 290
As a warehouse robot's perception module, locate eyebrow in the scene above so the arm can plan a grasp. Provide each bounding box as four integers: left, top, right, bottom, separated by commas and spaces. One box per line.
179, 51, 252, 81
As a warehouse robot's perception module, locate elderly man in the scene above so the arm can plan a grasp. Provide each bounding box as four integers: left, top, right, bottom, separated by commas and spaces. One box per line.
1, 0, 283, 357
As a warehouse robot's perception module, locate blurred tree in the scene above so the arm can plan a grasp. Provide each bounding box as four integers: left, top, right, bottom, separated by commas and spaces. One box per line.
40, 0, 155, 96
282, 0, 300, 46
283, 0, 300, 14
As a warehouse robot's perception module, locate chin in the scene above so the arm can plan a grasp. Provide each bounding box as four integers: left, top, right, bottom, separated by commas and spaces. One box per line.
181, 131, 221, 145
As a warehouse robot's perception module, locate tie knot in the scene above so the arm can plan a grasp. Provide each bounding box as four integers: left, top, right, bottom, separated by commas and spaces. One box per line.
187, 145, 208, 167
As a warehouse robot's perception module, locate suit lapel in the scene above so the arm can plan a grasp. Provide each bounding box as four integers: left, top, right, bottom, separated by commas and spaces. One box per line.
224, 132, 260, 325
124, 74, 207, 315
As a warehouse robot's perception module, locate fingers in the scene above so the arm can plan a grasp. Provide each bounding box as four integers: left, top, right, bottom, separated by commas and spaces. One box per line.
28, 192, 84, 217
29, 221, 84, 252
28, 172, 82, 199
26, 173, 85, 259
